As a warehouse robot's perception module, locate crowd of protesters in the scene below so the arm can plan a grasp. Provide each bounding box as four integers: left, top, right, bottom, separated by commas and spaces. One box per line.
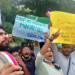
0, 21, 75, 75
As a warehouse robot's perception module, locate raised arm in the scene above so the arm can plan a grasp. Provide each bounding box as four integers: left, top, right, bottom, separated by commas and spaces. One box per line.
35, 29, 60, 69
40, 29, 60, 55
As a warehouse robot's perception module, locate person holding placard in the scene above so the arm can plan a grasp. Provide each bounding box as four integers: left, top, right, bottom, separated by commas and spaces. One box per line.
34, 21, 75, 75
35, 29, 64, 75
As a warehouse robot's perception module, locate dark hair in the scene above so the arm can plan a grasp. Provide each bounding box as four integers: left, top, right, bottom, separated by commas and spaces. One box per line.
15, 46, 21, 51
0, 25, 5, 30
39, 42, 45, 49
21, 42, 25, 46
20, 45, 30, 53
8, 47, 18, 54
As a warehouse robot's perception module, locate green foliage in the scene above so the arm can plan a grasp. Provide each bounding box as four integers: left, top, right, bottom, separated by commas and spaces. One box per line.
21, 0, 75, 16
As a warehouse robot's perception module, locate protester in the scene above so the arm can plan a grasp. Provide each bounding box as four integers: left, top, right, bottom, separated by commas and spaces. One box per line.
34, 21, 75, 75
0, 25, 23, 75
50, 43, 75, 75
20, 45, 36, 75
35, 29, 64, 75
8, 47, 30, 75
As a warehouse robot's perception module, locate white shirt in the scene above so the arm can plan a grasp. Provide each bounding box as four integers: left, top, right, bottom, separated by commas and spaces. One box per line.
34, 43, 75, 75
35, 52, 64, 75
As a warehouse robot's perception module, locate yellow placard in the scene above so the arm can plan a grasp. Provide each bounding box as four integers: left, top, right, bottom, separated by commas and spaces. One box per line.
51, 11, 75, 27
50, 27, 75, 44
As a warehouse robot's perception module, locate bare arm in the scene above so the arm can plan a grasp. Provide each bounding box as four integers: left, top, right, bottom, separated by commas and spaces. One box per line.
40, 30, 60, 55
35, 30, 60, 69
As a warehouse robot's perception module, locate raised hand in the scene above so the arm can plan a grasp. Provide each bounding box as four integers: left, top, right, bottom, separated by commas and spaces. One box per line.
50, 29, 60, 40
0, 62, 24, 75
44, 32, 49, 39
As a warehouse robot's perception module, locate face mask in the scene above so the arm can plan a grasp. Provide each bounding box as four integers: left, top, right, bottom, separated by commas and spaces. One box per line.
22, 56, 30, 60
57, 44, 62, 48
44, 58, 54, 62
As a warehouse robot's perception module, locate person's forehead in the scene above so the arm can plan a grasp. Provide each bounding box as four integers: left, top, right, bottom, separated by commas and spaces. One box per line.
48, 48, 52, 51
23, 47, 30, 50
0, 29, 5, 33
63, 45, 71, 47
12, 52, 19, 55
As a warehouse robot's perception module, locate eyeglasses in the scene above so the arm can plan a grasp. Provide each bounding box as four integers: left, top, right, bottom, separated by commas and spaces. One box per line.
23, 49, 31, 51
14, 54, 20, 57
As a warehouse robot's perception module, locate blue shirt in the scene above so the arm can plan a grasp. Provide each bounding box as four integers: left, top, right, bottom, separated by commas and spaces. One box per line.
23, 57, 36, 75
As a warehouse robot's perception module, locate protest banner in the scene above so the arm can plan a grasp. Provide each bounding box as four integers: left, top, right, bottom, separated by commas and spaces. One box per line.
26, 15, 50, 24
12, 15, 48, 42
50, 27, 75, 44
51, 11, 75, 27
50, 11, 75, 44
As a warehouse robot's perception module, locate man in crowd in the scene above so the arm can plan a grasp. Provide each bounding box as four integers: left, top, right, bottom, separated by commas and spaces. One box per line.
8, 47, 30, 75
0, 25, 24, 75
50, 43, 75, 75
20, 45, 36, 75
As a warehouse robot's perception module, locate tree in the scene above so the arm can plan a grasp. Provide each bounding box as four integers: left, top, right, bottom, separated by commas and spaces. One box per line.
20, 0, 61, 16
20, 0, 75, 16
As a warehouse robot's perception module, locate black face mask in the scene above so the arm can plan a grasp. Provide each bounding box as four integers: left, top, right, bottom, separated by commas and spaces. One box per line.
22, 56, 30, 60
0, 39, 9, 51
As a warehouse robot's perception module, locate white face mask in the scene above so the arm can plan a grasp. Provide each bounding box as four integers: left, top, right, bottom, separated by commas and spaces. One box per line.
57, 44, 62, 48
44, 58, 54, 62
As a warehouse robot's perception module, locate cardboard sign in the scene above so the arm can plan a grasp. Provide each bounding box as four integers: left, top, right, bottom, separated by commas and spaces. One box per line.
12, 15, 48, 42
51, 11, 75, 27
50, 27, 75, 44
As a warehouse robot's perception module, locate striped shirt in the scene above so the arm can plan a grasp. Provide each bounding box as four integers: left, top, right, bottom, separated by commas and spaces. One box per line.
50, 43, 75, 75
